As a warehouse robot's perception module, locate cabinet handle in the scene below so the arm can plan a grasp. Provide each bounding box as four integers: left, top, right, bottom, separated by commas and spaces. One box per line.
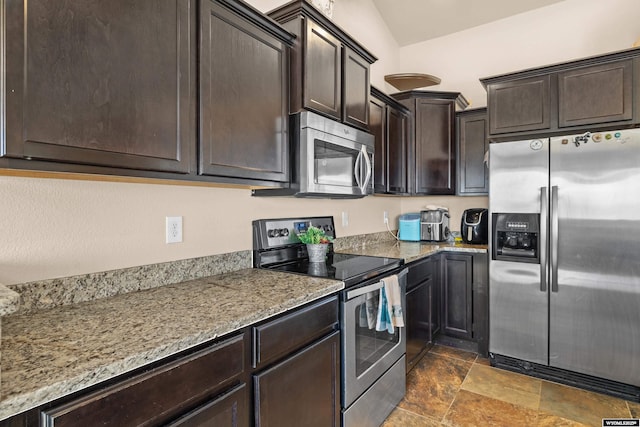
361, 146, 372, 192
354, 150, 363, 190
550, 186, 559, 293
540, 187, 548, 292
347, 281, 383, 300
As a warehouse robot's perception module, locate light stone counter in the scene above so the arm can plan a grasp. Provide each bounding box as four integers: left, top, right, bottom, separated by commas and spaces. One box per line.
0, 285, 19, 317
337, 241, 487, 264
0, 269, 343, 421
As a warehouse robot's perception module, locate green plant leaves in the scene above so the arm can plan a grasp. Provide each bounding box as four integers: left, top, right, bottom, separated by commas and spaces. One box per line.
297, 225, 333, 244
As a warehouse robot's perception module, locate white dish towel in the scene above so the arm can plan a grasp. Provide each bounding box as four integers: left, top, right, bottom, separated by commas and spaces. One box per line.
375, 274, 404, 333
359, 291, 378, 329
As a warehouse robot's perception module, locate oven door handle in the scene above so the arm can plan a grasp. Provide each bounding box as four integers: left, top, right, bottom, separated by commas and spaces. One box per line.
347, 281, 383, 300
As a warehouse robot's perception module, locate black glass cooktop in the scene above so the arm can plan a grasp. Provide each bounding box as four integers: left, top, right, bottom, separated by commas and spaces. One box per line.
267, 253, 403, 287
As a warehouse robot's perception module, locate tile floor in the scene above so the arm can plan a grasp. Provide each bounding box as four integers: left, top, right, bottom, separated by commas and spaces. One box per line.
383, 345, 640, 427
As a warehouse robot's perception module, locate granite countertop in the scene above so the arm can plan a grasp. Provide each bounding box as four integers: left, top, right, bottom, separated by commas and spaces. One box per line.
0, 269, 343, 421
0, 285, 19, 317
338, 240, 487, 263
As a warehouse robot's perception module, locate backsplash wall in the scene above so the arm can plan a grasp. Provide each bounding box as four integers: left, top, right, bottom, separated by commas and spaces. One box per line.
0, 173, 486, 285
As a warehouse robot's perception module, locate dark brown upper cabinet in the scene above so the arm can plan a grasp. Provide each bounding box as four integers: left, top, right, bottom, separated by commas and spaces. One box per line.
1, 0, 295, 187
2, 0, 196, 174
370, 87, 409, 194
392, 91, 468, 195
482, 47, 640, 140
558, 59, 633, 128
370, 94, 387, 193
457, 108, 489, 196
199, 0, 292, 183
269, 0, 377, 131
486, 75, 551, 135
343, 47, 371, 129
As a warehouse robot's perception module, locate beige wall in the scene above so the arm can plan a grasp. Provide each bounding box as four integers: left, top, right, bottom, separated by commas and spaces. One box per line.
398, 0, 640, 108
0, 171, 485, 284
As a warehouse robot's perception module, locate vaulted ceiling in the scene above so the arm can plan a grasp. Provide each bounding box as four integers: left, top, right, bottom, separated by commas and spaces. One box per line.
371, 0, 566, 46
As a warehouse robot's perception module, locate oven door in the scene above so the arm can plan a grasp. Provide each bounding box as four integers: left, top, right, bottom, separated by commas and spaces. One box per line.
342, 269, 407, 408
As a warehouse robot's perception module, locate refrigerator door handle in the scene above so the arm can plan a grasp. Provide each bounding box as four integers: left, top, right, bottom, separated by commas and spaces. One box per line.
540, 187, 548, 292
551, 185, 559, 292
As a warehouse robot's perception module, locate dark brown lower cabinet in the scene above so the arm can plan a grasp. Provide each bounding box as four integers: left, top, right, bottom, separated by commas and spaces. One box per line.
6, 297, 340, 427
441, 254, 473, 340
471, 253, 489, 357
406, 274, 432, 371
406, 256, 438, 371
167, 384, 248, 427
253, 331, 341, 427
41, 334, 247, 427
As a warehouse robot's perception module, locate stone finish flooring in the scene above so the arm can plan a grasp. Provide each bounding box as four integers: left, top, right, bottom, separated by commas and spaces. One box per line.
383, 345, 640, 427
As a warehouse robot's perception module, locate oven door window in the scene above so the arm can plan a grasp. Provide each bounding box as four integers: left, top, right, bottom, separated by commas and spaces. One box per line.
353, 293, 401, 377
314, 140, 360, 187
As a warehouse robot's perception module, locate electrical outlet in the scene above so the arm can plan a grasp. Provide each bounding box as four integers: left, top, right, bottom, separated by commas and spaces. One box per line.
383, 211, 389, 224
342, 211, 349, 227
166, 216, 183, 243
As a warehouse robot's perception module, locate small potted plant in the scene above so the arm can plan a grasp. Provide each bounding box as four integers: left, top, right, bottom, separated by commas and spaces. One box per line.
297, 226, 333, 263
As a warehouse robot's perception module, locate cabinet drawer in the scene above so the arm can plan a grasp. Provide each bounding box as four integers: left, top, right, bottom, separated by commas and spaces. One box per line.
167, 383, 248, 427
42, 334, 246, 427
253, 296, 338, 369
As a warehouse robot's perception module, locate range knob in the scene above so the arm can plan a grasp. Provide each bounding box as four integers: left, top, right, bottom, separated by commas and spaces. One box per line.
280, 228, 290, 237
267, 229, 277, 238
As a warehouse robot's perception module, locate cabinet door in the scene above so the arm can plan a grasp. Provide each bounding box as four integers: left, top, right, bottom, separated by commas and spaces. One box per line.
414, 99, 456, 194
488, 75, 551, 135
304, 20, 342, 120
370, 97, 387, 193
388, 106, 409, 194
254, 331, 340, 427
343, 47, 370, 130
167, 384, 248, 427
472, 253, 489, 356
441, 254, 473, 339
3, 0, 194, 173
457, 110, 489, 195
199, 0, 289, 183
406, 278, 432, 372
558, 59, 633, 128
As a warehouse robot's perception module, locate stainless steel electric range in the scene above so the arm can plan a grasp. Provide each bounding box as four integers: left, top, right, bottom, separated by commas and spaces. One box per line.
253, 216, 408, 427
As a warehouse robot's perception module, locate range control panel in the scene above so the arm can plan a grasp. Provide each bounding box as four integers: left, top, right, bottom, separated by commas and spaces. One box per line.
253, 216, 336, 250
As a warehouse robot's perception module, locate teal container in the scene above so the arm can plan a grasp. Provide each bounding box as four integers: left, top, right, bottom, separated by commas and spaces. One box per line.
398, 213, 421, 241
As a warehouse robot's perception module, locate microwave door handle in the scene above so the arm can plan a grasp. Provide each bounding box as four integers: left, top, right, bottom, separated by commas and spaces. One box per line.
354, 150, 363, 189
361, 146, 372, 192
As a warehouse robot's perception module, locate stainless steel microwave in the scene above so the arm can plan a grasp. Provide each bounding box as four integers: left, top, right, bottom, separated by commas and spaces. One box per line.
253, 111, 374, 198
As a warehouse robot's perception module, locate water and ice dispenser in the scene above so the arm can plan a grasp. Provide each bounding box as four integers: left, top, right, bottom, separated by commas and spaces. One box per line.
492, 213, 540, 263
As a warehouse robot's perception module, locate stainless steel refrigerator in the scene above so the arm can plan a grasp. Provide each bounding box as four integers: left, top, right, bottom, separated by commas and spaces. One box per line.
489, 129, 640, 397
